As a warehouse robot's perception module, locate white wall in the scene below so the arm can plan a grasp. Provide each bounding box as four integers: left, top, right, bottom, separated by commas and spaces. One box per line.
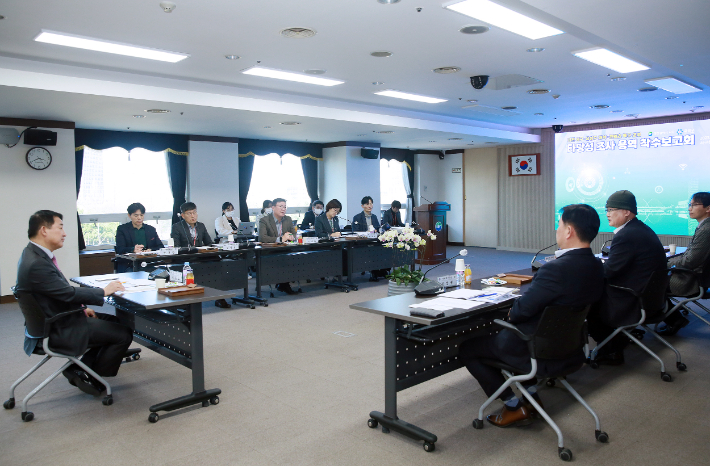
345, 147, 380, 224
0, 126, 79, 296
322, 147, 348, 218
187, 140, 240, 232
414, 153, 441, 207
414, 152, 464, 243
464, 148, 498, 247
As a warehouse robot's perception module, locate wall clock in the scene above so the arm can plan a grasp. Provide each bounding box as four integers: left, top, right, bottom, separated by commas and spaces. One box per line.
26, 147, 52, 170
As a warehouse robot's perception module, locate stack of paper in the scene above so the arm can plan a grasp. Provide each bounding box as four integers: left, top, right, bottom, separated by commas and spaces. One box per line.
409, 297, 486, 312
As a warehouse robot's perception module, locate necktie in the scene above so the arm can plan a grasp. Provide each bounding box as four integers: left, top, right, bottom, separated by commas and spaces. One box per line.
51, 255, 61, 272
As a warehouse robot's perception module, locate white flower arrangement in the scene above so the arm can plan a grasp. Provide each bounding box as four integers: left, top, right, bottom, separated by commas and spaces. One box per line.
377, 225, 437, 285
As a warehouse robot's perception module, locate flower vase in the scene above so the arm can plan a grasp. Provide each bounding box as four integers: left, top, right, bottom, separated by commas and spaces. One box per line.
387, 280, 417, 297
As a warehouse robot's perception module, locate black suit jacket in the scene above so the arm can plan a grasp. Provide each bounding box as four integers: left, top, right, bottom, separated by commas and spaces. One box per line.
599, 218, 667, 326
382, 209, 404, 227
115, 222, 163, 254
494, 248, 604, 372
668, 219, 710, 296
15, 243, 105, 356
300, 210, 321, 229
315, 214, 340, 237
352, 212, 380, 232
170, 220, 213, 247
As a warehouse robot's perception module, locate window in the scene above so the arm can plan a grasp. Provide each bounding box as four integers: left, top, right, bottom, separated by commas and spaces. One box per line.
380, 158, 409, 221
77, 147, 174, 247
246, 153, 311, 222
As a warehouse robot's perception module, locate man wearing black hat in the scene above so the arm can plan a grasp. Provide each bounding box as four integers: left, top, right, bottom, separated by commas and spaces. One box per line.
588, 190, 667, 364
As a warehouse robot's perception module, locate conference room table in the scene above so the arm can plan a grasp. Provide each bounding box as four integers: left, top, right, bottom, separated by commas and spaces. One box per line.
349, 269, 535, 452
71, 272, 233, 423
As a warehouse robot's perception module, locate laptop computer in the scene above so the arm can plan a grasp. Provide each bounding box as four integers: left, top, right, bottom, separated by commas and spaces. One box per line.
237, 222, 256, 236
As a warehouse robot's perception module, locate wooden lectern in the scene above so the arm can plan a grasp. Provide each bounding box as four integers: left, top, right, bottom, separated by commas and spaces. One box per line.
413, 202, 451, 265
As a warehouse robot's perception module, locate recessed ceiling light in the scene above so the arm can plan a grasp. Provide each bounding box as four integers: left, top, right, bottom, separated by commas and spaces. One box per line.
132, 115, 145, 118
357, 134, 367, 136
374, 131, 394, 134
264, 126, 272, 128
280, 121, 301, 125
665, 96, 679, 100
145, 109, 170, 113
225, 55, 240, 60
429, 141, 437, 143
445, 0, 564, 40
625, 114, 639, 118
370, 51, 393, 58
693, 106, 705, 109
572, 47, 648, 73
375, 89, 447, 104
34, 30, 189, 62
590, 105, 609, 109
467, 99, 478, 103
644, 76, 702, 94
528, 89, 550, 94
372, 81, 384, 85
610, 77, 626, 82
610, 110, 624, 113
527, 47, 544, 53
501, 106, 517, 110
638, 87, 657, 92
280, 27, 316, 39
448, 138, 463, 140
433, 66, 461, 74
242, 66, 344, 86
460, 25, 489, 34
304, 69, 326, 75
534, 113, 544, 116
377, 0, 401, 3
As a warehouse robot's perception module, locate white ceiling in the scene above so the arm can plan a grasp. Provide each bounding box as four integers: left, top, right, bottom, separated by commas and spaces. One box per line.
0, 0, 708, 149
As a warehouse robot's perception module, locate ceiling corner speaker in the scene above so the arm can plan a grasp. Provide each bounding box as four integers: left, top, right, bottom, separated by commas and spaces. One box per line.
24, 129, 57, 146
360, 148, 380, 159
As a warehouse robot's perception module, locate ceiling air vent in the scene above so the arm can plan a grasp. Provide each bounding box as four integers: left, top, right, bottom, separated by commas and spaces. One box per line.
280, 28, 317, 39
433, 66, 461, 74
145, 109, 170, 113
528, 89, 550, 94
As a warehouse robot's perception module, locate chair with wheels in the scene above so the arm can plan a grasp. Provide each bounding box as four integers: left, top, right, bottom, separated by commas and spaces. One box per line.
666, 265, 710, 329
472, 305, 608, 462
3, 289, 115, 421
588, 269, 686, 381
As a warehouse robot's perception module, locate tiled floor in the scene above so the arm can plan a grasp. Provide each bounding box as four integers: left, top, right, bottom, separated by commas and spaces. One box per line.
1, 247, 709, 465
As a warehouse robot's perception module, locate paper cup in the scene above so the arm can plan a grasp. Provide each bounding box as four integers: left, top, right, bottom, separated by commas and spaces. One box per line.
455, 258, 466, 272
669, 244, 677, 255
167, 238, 174, 247
154, 278, 166, 289
228, 234, 234, 243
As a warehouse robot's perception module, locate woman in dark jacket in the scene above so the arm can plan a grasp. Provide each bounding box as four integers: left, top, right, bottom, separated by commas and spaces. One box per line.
315, 199, 342, 238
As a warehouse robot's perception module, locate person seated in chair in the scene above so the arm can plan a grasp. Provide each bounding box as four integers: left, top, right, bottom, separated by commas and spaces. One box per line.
16, 210, 131, 397
315, 199, 342, 238
458, 204, 604, 428
171, 202, 213, 248
658, 191, 710, 335
587, 190, 667, 364
300, 200, 324, 230
382, 200, 405, 227
259, 198, 298, 294
115, 202, 164, 272
352, 196, 380, 232
215, 201, 240, 243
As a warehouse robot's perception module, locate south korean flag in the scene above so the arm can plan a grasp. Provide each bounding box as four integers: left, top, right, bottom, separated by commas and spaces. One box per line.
512, 156, 537, 175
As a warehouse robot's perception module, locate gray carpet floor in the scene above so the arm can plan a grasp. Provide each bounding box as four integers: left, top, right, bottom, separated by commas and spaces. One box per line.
1, 247, 709, 465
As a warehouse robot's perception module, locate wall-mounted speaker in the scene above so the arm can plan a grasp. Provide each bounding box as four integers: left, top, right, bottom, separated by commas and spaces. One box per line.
24, 129, 57, 146
361, 148, 380, 159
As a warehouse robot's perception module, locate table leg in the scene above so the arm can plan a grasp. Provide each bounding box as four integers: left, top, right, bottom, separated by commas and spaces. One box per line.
368, 317, 437, 449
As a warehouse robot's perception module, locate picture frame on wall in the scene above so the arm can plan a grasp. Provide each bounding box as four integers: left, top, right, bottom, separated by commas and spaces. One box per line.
509, 153, 540, 176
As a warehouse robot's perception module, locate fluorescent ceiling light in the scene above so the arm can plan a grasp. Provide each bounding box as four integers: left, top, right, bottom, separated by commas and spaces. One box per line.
34, 30, 189, 63
444, 0, 563, 40
572, 48, 648, 73
374, 90, 447, 103
644, 77, 701, 94
241, 66, 344, 86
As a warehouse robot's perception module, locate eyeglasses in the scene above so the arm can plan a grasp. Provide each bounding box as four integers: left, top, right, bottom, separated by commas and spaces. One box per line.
689, 203, 704, 208
605, 208, 620, 213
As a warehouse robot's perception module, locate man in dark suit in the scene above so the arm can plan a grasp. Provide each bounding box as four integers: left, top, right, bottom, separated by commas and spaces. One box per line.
382, 200, 404, 227
352, 196, 381, 232
587, 190, 667, 364
659, 191, 710, 335
259, 198, 297, 294
459, 204, 604, 428
16, 210, 132, 396
115, 202, 164, 272
300, 200, 324, 230
170, 201, 213, 247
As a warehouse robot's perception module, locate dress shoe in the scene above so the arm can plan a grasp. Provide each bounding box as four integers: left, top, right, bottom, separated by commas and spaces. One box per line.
593, 351, 625, 366
276, 283, 298, 295
63, 368, 102, 396
656, 315, 689, 336
486, 405, 533, 428
214, 299, 231, 309
523, 395, 545, 419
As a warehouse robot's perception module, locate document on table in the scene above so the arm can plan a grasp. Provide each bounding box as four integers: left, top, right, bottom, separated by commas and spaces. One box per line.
440, 289, 489, 299
114, 279, 156, 294
410, 297, 486, 311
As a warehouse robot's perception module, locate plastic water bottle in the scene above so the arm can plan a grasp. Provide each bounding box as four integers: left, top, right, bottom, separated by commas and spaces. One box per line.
182, 262, 194, 285
457, 271, 465, 289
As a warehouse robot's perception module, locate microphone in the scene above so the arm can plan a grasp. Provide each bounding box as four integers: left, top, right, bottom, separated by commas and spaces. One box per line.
420, 195, 433, 205
140, 261, 173, 280
531, 243, 557, 271
414, 249, 468, 295
600, 239, 612, 255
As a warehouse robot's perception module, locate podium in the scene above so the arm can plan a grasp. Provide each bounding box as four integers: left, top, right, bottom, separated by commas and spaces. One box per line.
413, 202, 450, 265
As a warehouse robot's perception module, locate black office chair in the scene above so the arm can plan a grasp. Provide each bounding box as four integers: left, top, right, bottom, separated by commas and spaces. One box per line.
472, 305, 607, 462
4, 289, 115, 421
666, 265, 710, 329
588, 269, 686, 381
